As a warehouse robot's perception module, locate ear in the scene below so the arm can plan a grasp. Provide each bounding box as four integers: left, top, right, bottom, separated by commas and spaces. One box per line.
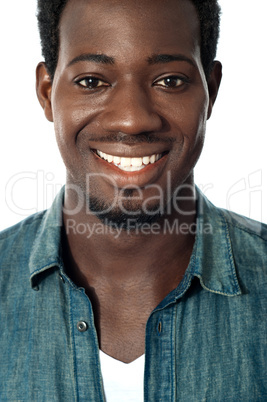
36, 62, 53, 122
207, 61, 222, 120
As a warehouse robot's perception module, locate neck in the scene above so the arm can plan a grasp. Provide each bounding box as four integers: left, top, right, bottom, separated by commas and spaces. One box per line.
62, 182, 197, 361
62, 183, 197, 289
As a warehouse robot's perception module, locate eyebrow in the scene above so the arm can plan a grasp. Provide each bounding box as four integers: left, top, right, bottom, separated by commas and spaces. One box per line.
67, 52, 196, 69
67, 53, 115, 67
147, 54, 196, 68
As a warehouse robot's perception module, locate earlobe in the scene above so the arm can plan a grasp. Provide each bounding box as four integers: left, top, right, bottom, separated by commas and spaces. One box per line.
36, 62, 54, 122
207, 61, 222, 120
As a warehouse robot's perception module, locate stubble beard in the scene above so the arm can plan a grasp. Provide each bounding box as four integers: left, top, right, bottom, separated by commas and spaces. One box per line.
87, 193, 165, 230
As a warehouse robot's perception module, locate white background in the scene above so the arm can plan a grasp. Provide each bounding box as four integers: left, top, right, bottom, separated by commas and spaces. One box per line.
0, 1, 267, 230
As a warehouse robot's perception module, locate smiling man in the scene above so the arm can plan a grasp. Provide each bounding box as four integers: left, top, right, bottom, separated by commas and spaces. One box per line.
0, 0, 266, 401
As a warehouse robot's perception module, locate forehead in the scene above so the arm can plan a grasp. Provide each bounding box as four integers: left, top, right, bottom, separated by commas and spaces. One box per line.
58, 0, 200, 66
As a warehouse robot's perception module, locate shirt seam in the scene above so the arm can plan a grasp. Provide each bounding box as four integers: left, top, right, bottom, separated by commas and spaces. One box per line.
0, 214, 44, 240
30, 261, 61, 286
194, 274, 241, 297
220, 210, 267, 241
69, 286, 80, 401
172, 304, 176, 401
221, 211, 242, 293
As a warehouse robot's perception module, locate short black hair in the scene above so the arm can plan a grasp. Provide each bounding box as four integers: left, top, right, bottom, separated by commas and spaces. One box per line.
37, 0, 221, 80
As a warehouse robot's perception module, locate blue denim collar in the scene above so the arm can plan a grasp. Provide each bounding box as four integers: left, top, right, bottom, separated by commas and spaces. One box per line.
29, 186, 242, 296
187, 190, 242, 297
29, 187, 65, 287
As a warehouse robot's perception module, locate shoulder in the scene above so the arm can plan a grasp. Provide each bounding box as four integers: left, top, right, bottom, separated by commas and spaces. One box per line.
0, 211, 46, 242
215, 206, 267, 288
198, 188, 267, 247
219, 207, 267, 241
197, 189, 267, 287
218, 207, 267, 255
0, 212, 46, 266
0, 187, 64, 278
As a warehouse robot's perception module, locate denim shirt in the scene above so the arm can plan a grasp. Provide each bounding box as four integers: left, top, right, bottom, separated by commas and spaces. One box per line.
0, 187, 266, 401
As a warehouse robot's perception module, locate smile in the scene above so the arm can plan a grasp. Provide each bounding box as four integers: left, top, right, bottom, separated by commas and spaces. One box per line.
95, 150, 164, 172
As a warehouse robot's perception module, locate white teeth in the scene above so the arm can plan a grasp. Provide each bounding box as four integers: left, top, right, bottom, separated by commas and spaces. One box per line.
114, 156, 121, 164
131, 157, 143, 167
96, 150, 163, 170
142, 156, 150, 165
120, 157, 131, 167
150, 154, 156, 163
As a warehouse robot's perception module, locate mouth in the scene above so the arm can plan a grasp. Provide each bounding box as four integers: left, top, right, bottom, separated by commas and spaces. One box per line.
95, 149, 167, 172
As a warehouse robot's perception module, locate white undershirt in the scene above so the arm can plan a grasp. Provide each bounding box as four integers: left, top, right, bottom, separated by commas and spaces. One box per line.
99, 350, 145, 401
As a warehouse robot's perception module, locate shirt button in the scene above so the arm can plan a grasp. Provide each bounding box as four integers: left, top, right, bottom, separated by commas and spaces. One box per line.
157, 321, 162, 334
77, 321, 88, 332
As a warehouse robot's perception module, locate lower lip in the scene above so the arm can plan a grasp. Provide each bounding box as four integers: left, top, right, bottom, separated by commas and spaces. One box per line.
92, 151, 169, 188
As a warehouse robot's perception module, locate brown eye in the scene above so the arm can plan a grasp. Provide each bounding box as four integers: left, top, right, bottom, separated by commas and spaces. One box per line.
154, 76, 185, 88
77, 77, 108, 89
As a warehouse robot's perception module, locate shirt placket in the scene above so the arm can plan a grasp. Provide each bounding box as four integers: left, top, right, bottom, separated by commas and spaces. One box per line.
69, 284, 105, 402
144, 303, 177, 402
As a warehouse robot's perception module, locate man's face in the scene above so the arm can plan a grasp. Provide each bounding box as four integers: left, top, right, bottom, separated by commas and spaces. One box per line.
39, 0, 220, 224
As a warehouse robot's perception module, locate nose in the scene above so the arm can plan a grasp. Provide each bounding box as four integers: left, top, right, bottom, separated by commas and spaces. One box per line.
100, 83, 163, 135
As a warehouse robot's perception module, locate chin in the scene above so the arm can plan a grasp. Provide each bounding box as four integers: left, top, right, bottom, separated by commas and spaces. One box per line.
87, 195, 164, 230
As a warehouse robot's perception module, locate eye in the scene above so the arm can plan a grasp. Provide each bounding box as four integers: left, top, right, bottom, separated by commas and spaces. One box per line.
76, 77, 109, 89
154, 76, 188, 89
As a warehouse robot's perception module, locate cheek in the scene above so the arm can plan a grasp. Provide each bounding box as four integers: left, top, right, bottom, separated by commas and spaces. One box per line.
51, 77, 96, 145
51, 104, 87, 174
177, 89, 209, 149
166, 90, 209, 178
51, 93, 98, 166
